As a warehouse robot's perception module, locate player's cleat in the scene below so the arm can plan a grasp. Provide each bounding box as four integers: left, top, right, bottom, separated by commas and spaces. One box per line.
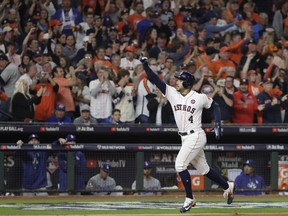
223, 181, 236, 204
179, 197, 196, 213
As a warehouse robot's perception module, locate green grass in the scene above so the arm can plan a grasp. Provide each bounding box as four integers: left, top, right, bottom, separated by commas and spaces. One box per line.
0, 196, 287, 215
0, 208, 288, 215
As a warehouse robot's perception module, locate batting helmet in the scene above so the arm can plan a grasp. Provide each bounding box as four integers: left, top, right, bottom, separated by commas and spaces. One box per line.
175, 71, 195, 89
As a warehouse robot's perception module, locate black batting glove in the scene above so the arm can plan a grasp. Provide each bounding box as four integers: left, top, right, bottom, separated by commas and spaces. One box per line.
140, 57, 148, 65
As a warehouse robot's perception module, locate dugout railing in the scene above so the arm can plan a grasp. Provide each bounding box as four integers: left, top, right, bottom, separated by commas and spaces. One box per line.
0, 123, 287, 195
0, 142, 287, 195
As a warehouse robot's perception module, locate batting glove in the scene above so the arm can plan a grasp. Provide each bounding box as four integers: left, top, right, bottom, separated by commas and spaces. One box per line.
140, 57, 148, 64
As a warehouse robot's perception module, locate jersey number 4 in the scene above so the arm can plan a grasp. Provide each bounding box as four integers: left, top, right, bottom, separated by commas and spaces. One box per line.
188, 115, 193, 123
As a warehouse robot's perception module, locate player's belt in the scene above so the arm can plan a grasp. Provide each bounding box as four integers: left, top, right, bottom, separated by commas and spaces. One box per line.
178, 130, 194, 136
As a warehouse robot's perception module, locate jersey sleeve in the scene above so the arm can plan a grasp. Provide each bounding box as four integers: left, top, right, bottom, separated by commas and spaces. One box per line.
203, 94, 213, 109
165, 85, 177, 103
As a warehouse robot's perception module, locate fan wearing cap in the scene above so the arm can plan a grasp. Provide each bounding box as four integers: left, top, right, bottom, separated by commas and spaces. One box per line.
147, 10, 172, 41
0, 53, 20, 121
3, 25, 14, 44
120, 45, 141, 77
141, 58, 235, 212
239, 40, 261, 73
232, 78, 265, 124
131, 161, 161, 195
86, 163, 123, 196
103, 26, 120, 49
117, 9, 130, 34
213, 46, 236, 79
16, 134, 49, 196
234, 160, 266, 195
46, 104, 72, 124
243, 70, 262, 96
182, 17, 197, 38
257, 78, 283, 123
73, 104, 97, 125
53, 134, 86, 194
49, 20, 62, 42
181, 60, 196, 76
174, 6, 191, 28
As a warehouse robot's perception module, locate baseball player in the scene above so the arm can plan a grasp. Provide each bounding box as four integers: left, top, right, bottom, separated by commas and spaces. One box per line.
53, 134, 86, 195
131, 161, 161, 195
16, 134, 48, 196
86, 163, 123, 196
141, 58, 235, 213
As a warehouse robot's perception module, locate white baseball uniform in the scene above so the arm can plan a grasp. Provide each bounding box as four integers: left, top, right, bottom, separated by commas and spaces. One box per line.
165, 85, 212, 175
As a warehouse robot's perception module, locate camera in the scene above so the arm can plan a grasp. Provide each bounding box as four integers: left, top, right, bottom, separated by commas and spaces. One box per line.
37, 71, 46, 79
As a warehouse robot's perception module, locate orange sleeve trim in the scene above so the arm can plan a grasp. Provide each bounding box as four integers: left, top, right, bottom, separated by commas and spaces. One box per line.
143, 79, 151, 94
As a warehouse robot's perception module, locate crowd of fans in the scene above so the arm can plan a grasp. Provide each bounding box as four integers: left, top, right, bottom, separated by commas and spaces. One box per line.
0, 0, 288, 125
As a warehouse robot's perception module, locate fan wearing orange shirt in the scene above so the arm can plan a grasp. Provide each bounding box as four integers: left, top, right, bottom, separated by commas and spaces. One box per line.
93, 47, 113, 67
195, 47, 219, 77
52, 66, 77, 118
247, 69, 263, 97
228, 31, 247, 66
34, 69, 59, 122
127, 2, 145, 33
214, 46, 236, 79
175, 6, 191, 29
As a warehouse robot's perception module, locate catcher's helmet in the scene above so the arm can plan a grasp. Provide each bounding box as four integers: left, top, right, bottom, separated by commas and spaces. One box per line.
175, 71, 195, 89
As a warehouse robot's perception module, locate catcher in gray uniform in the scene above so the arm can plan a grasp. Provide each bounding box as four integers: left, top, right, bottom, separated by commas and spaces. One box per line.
86, 163, 123, 196
131, 161, 161, 195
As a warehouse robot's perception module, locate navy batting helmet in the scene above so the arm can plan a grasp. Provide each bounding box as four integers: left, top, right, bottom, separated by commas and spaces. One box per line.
175, 71, 195, 89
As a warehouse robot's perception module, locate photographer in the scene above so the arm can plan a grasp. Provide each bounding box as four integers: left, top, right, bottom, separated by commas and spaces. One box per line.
34, 63, 59, 122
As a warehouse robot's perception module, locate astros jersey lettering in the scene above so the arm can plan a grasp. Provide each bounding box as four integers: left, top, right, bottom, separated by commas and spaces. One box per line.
165, 85, 212, 132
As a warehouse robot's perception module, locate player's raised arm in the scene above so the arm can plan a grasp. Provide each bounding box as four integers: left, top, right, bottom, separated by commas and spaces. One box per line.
141, 57, 166, 95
